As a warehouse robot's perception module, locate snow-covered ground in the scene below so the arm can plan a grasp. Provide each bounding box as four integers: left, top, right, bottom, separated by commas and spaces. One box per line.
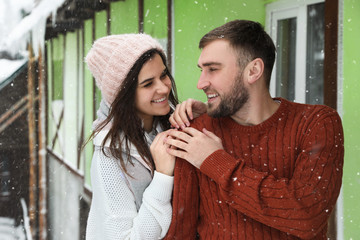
0, 217, 25, 240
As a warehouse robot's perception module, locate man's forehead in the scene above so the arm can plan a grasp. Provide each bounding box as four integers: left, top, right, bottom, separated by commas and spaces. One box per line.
198, 40, 236, 66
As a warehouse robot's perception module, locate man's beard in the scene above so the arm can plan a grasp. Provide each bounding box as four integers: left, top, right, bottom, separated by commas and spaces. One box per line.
207, 74, 249, 118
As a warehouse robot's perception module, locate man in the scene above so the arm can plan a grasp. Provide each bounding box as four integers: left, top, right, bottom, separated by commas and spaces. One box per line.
163, 20, 344, 239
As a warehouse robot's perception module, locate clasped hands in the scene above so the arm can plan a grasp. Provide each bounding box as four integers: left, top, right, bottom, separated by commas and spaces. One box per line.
164, 99, 224, 169
164, 127, 223, 169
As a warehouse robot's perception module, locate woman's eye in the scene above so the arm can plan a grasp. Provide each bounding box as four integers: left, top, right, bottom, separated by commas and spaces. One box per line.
144, 82, 152, 87
160, 73, 167, 80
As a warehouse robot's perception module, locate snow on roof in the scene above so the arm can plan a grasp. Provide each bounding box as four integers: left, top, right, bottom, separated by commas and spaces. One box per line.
0, 58, 28, 86
0, 0, 65, 84
2, 0, 65, 58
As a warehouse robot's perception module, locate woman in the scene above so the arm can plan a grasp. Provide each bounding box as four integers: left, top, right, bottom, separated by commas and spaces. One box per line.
85, 34, 178, 239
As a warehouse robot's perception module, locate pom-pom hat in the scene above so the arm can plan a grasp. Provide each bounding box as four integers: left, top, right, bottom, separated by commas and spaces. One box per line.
85, 33, 165, 106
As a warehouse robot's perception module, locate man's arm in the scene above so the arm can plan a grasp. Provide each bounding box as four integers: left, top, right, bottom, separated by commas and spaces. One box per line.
163, 158, 199, 239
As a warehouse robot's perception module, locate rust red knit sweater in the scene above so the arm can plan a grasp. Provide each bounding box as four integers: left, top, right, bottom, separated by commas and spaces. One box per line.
164, 98, 344, 240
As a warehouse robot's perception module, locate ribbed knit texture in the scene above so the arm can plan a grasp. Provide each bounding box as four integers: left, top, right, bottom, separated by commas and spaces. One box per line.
164, 98, 344, 240
85, 34, 165, 105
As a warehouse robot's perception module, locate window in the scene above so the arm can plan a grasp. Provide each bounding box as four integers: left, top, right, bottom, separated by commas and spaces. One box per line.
266, 0, 325, 104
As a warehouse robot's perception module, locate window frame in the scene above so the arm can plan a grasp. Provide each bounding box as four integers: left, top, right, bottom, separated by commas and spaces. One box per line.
266, 0, 325, 104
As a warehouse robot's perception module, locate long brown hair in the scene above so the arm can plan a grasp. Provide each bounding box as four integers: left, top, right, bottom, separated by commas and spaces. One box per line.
91, 49, 178, 175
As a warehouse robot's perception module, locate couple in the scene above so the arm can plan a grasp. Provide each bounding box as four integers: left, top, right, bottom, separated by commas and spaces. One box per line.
85, 20, 344, 240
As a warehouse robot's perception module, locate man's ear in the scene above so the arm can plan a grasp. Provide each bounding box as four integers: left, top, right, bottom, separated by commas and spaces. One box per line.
246, 58, 264, 84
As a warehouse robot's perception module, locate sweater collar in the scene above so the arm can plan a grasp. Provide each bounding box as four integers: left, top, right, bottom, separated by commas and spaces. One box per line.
221, 97, 291, 132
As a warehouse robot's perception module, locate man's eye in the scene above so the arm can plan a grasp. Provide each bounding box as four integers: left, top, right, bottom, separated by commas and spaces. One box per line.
209, 68, 217, 72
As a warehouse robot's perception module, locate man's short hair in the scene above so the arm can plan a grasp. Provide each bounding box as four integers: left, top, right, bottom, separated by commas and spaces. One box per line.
199, 20, 276, 88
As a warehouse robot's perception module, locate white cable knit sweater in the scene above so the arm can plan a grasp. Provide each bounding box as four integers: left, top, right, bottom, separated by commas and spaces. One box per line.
86, 101, 174, 240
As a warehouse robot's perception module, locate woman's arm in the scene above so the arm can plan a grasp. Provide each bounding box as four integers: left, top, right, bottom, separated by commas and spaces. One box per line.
87, 148, 173, 240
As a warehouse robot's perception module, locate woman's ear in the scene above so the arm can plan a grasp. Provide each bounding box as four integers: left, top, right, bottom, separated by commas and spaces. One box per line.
246, 58, 264, 85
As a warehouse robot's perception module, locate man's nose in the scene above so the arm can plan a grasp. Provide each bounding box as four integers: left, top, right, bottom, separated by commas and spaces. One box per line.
197, 72, 209, 90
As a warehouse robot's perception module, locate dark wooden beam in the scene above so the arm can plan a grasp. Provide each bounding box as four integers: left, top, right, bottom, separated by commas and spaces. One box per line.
138, 0, 144, 33
46, 20, 82, 34
64, 9, 95, 20
324, 1, 339, 238
167, 0, 172, 72
324, 0, 338, 110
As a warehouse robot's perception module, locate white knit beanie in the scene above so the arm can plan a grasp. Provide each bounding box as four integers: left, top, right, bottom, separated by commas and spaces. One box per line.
85, 33, 165, 105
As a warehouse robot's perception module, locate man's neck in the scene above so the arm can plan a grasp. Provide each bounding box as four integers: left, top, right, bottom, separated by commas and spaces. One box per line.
230, 95, 280, 126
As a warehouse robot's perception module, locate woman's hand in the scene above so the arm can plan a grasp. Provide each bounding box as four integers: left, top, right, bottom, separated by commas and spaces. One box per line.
165, 127, 223, 169
169, 98, 207, 129
150, 130, 176, 176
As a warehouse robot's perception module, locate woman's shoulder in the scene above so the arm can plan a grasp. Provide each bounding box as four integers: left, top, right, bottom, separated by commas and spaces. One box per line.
93, 129, 110, 147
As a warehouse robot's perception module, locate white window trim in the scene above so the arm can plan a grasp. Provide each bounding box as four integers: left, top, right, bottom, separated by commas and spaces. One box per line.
336, 1, 344, 239
265, 0, 324, 103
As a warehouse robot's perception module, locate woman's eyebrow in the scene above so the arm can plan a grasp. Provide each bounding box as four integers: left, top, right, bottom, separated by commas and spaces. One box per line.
139, 77, 154, 85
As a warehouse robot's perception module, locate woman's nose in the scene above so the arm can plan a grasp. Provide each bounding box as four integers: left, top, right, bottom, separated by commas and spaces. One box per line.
156, 79, 171, 94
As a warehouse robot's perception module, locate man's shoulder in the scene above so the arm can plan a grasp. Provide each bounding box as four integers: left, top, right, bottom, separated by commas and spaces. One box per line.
280, 98, 341, 123
190, 113, 223, 130
295, 101, 338, 117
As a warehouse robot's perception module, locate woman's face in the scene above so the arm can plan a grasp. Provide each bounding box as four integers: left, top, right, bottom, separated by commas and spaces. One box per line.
135, 53, 172, 130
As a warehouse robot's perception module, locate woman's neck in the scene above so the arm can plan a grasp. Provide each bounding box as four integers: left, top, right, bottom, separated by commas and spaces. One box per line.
142, 116, 154, 133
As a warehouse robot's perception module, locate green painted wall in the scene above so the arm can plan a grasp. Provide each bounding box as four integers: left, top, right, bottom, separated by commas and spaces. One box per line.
143, 0, 167, 39
52, 35, 64, 100
95, 11, 108, 109
342, 0, 360, 238
63, 31, 79, 167
110, 0, 138, 34
83, 19, 94, 186
46, 40, 53, 146
173, 0, 266, 101
49, 34, 64, 154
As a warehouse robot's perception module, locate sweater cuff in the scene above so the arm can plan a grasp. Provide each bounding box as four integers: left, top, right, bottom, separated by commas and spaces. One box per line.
145, 171, 174, 201
200, 149, 243, 181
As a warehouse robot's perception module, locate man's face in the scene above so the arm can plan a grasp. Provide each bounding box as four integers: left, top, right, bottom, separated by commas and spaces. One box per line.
197, 39, 249, 118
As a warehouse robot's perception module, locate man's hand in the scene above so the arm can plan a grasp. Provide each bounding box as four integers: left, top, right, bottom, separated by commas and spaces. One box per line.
169, 99, 207, 129
165, 127, 223, 169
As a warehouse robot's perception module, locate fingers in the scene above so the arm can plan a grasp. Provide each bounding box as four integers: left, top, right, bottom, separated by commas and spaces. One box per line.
151, 131, 166, 147
151, 130, 176, 176
166, 129, 194, 142
202, 128, 220, 141
169, 105, 184, 129
184, 100, 194, 121
181, 127, 201, 137
169, 114, 178, 129
169, 99, 197, 129
164, 128, 202, 153
150, 131, 171, 153
177, 101, 192, 128
165, 137, 188, 151
166, 147, 187, 160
